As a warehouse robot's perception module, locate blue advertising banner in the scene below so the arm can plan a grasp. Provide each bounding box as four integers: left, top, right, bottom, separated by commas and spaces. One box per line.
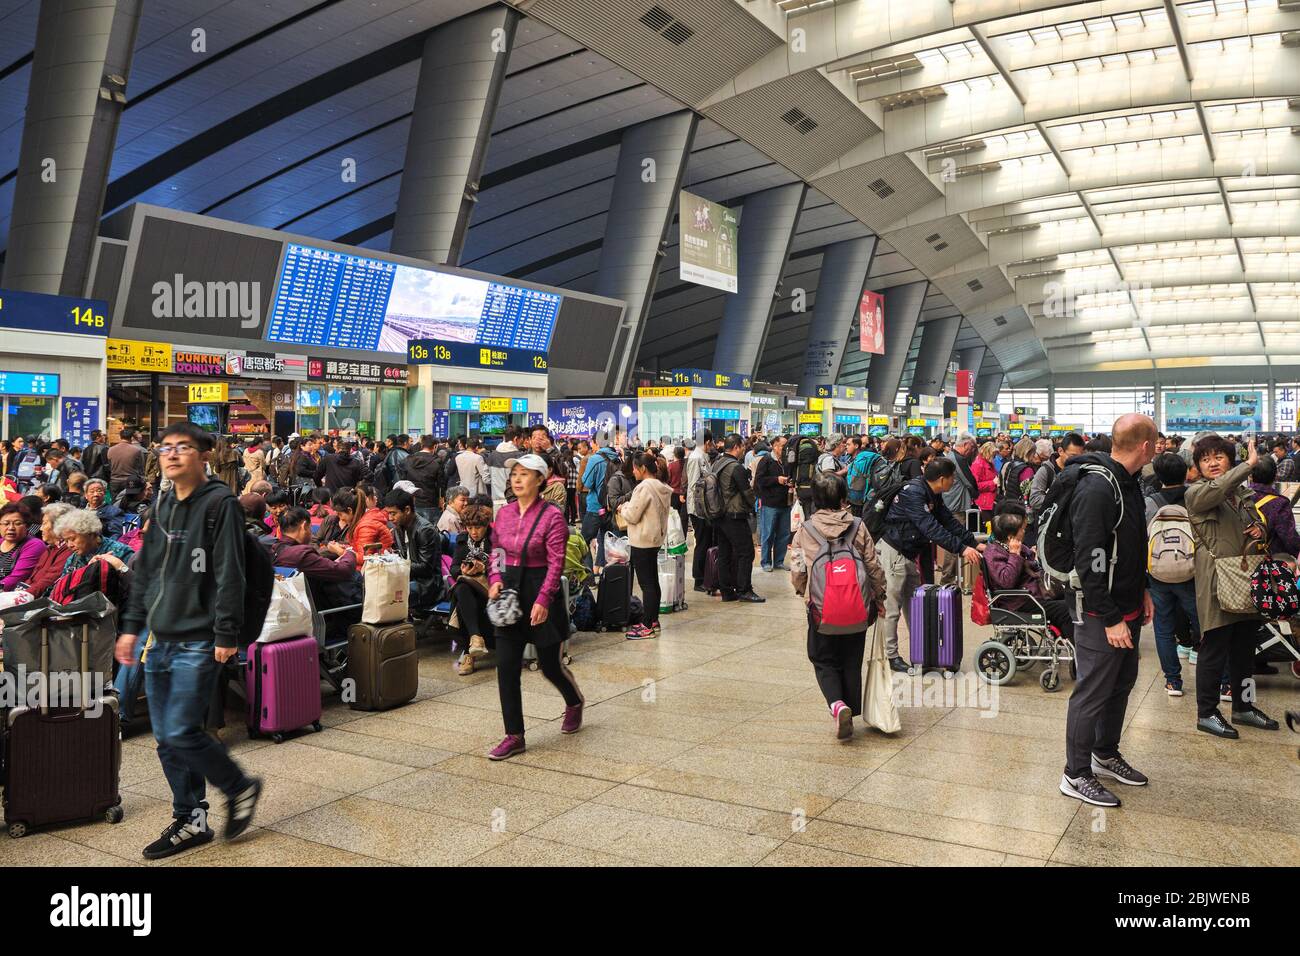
60, 397, 100, 447
431, 409, 450, 440
407, 339, 548, 374
0, 288, 109, 337
1164, 391, 1263, 434
546, 399, 638, 441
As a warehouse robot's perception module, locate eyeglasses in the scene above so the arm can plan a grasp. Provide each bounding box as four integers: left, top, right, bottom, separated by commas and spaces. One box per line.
157, 443, 198, 457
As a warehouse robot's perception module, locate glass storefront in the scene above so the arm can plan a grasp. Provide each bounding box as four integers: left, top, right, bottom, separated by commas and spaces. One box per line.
297, 383, 406, 438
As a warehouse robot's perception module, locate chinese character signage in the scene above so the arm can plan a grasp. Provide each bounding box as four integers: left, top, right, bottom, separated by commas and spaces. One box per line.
0, 372, 59, 395
431, 410, 450, 440
667, 368, 751, 391
308, 358, 409, 385
107, 339, 172, 373
679, 190, 740, 293
637, 386, 691, 399
406, 340, 548, 374
859, 290, 884, 355
60, 397, 99, 446
188, 383, 229, 403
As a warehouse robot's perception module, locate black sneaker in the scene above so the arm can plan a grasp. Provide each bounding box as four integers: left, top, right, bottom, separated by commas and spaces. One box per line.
1231, 708, 1279, 730
142, 810, 214, 860
693, 583, 709, 593
889, 656, 909, 674
1197, 711, 1239, 739
1091, 752, 1148, 786
1059, 773, 1120, 807
720, 593, 739, 602
738, 591, 766, 603
223, 777, 262, 841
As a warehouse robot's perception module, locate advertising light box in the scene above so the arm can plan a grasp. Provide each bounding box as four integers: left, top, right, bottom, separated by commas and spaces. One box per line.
265, 243, 561, 358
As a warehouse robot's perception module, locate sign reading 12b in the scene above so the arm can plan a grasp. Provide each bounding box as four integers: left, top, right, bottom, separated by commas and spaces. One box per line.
406, 339, 547, 374
0, 288, 110, 337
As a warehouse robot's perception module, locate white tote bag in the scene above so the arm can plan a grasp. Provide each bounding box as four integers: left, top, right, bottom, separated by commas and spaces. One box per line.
257, 574, 314, 643
664, 509, 687, 555
862, 622, 902, 734
362, 553, 411, 625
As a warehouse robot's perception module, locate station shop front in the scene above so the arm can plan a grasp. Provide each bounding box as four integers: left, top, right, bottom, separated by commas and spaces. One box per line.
749, 392, 791, 435
105, 340, 411, 440
414, 364, 547, 450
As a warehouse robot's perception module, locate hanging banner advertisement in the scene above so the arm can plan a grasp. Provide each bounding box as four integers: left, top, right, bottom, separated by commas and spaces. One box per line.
1164, 390, 1263, 434
546, 399, 637, 441
859, 290, 884, 355
60, 397, 100, 447
679, 190, 739, 293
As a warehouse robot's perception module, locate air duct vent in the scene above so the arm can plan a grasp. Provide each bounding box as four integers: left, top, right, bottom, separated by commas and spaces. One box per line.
663, 21, 694, 44
967, 279, 984, 292
780, 107, 818, 135
640, 6, 695, 46
925, 233, 941, 243
868, 178, 895, 199
933, 242, 949, 251
640, 6, 673, 30
993, 315, 1008, 327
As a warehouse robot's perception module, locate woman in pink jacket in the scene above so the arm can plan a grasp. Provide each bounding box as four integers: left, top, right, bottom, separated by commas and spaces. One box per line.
971, 442, 1000, 531
486, 454, 585, 761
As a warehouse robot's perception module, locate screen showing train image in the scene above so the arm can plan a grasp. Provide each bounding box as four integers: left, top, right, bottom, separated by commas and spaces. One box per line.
264, 243, 561, 354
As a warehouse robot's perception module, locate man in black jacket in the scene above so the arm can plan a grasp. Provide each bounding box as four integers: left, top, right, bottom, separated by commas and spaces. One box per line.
754, 435, 792, 572
715, 433, 763, 603
1060, 414, 1157, 809
383, 489, 445, 614
116, 422, 261, 859
878, 457, 982, 672
315, 441, 367, 492
81, 430, 110, 481
405, 435, 445, 525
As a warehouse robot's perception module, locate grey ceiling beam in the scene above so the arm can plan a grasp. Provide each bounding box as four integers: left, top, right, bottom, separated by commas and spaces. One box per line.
797, 235, 877, 395
4, 0, 142, 296
390, 5, 519, 266
593, 110, 699, 395
910, 314, 962, 399
867, 279, 927, 408
712, 182, 807, 379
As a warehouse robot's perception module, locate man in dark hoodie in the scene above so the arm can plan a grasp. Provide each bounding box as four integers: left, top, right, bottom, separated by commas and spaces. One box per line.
405, 434, 445, 525
314, 438, 368, 493
1060, 414, 1156, 810
117, 422, 262, 859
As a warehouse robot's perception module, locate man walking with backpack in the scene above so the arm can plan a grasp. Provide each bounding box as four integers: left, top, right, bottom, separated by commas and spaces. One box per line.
582, 439, 621, 566
116, 422, 263, 859
1144, 451, 1200, 697
710, 434, 764, 603
1053, 413, 1157, 808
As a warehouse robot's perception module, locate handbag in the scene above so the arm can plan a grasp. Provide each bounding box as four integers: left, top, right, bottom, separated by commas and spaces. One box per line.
488, 503, 548, 627
1194, 522, 1268, 615
258, 574, 313, 642
862, 622, 901, 734
361, 552, 411, 624
1249, 558, 1300, 620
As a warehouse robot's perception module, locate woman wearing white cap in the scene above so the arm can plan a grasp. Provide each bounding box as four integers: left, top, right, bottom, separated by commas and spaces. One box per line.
486, 453, 585, 760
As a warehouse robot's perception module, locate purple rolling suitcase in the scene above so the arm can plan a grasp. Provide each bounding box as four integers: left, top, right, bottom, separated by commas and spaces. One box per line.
907, 584, 963, 674
246, 636, 323, 743
702, 546, 721, 595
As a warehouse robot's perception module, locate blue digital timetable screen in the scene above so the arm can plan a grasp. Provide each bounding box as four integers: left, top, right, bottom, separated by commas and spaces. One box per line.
265, 243, 561, 356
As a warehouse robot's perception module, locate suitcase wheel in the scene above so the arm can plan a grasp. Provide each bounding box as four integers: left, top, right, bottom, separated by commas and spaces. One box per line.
942, 669, 956, 680
8, 821, 28, 839
313, 721, 323, 733
105, 805, 124, 825
272, 732, 285, 744
527, 661, 539, 672
562, 653, 573, 666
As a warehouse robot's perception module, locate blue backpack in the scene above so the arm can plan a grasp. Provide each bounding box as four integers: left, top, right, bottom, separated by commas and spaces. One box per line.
846, 450, 880, 504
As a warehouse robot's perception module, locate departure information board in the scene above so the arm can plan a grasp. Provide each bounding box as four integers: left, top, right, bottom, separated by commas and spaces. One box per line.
265, 243, 561, 357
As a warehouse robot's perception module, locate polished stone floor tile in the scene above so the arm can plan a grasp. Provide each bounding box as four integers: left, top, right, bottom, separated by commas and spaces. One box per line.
358, 768, 582, 833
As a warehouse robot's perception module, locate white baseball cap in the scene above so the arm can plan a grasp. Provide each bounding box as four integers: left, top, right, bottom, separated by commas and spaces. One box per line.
505, 453, 550, 479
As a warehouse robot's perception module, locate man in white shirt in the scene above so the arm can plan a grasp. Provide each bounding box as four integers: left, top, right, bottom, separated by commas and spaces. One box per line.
685, 434, 716, 593
455, 440, 490, 498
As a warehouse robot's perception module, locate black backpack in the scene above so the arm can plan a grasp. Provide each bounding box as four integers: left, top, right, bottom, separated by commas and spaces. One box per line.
997, 458, 1033, 504
862, 461, 907, 538
203, 496, 275, 646
793, 436, 820, 490
1036, 458, 1124, 590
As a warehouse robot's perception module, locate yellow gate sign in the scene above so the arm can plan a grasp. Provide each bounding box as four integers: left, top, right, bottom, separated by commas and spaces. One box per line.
107, 339, 173, 373
637, 386, 691, 398
188, 382, 228, 403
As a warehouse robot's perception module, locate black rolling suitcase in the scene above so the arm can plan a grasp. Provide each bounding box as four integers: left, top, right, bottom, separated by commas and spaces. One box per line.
4, 614, 123, 838
597, 563, 633, 630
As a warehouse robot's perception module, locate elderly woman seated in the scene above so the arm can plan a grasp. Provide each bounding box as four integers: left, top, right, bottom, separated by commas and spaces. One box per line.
82, 478, 125, 539
57, 508, 135, 604
983, 510, 1075, 639
19, 502, 74, 598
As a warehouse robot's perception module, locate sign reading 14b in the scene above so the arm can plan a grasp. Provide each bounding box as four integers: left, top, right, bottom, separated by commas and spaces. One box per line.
0, 288, 110, 336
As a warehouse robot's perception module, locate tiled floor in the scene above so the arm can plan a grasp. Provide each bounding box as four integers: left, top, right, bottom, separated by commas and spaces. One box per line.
9, 560, 1300, 867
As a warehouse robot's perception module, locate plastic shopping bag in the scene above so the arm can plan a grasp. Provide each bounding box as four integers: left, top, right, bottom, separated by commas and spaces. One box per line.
665, 509, 687, 554
790, 500, 804, 536
362, 552, 411, 624
258, 574, 313, 643
603, 531, 631, 565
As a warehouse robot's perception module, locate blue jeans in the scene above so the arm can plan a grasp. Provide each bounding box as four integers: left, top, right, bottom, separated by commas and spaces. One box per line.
144, 639, 250, 820
1149, 578, 1199, 683
112, 631, 147, 725
758, 504, 791, 570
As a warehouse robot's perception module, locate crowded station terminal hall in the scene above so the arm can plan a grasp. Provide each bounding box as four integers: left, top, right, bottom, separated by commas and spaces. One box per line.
0, 0, 1295, 905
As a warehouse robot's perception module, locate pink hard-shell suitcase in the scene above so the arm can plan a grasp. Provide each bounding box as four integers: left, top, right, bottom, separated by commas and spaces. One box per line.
245, 636, 322, 743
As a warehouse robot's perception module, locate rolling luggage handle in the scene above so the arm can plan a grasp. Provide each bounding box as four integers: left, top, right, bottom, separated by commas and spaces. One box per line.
34, 612, 98, 716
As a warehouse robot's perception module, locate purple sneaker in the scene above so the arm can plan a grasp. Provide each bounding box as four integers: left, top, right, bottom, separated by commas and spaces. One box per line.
488, 734, 526, 761
561, 703, 584, 734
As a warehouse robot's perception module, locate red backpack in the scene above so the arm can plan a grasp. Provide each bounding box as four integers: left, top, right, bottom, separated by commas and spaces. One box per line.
50, 560, 109, 605
804, 519, 873, 634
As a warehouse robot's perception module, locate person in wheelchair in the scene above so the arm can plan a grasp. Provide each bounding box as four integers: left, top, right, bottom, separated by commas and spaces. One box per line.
984, 510, 1075, 640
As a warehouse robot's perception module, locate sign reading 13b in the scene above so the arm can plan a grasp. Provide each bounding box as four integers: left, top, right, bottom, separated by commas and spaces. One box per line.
406, 339, 547, 374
